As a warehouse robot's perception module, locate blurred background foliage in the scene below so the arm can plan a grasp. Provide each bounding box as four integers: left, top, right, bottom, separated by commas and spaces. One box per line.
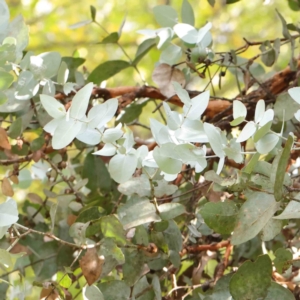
6, 0, 300, 88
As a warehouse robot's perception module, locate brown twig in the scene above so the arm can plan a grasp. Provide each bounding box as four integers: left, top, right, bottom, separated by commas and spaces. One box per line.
184, 240, 230, 254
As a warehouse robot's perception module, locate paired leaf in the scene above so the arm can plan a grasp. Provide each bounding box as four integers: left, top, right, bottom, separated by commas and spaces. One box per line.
70, 82, 93, 120
52, 118, 83, 149
40, 94, 66, 119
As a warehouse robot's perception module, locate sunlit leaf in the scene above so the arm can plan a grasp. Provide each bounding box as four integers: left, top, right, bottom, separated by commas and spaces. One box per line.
181, 0, 195, 26
100, 215, 127, 245
70, 82, 93, 120
88, 98, 118, 129
0, 198, 18, 227
52, 118, 83, 149
157, 27, 173, 49
93, 143, 117, 156
76, 127, 101, 145
40, 94, 66, 119
174, 23, 198, 44
236, 121, 256, 143
153, 145, 182, 174
102, 126, 123, 143
255, 133, 279, 154
15, 70, 39, 100
153, 5, 178, 27
172, 81, 190, 106
183, 90, 209, 120
233, 100, 247, 120
160, 43, 182, 65
0, 0, 9, 42
203, 123, 225, 157
57, 61, 69, 85
108, 152, 138, 183
255, 99, 265, 123
158, 203, 185, 220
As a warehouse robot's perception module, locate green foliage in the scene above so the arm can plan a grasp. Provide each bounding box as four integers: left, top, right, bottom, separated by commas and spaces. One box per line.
2, 0, 300, 299
229, 255, 272, 300
87, 60, 131, 84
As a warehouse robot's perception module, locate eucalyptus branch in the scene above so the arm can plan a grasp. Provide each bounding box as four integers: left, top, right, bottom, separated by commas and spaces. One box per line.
13, 223, 102, 250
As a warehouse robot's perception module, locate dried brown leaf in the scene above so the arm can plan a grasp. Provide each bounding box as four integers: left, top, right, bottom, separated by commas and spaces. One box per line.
8, 171, 19, 184
32, 150, 42, 162
40, 287, 60, 300
243, 70, 251, 92
67, 214, 77, 226
2, 177, 14, 197
152, 63, 186, 98
79, 247, 105, 285
9, 242, 31, 255
0, 127, 11, 150
27, 192, 43, 204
